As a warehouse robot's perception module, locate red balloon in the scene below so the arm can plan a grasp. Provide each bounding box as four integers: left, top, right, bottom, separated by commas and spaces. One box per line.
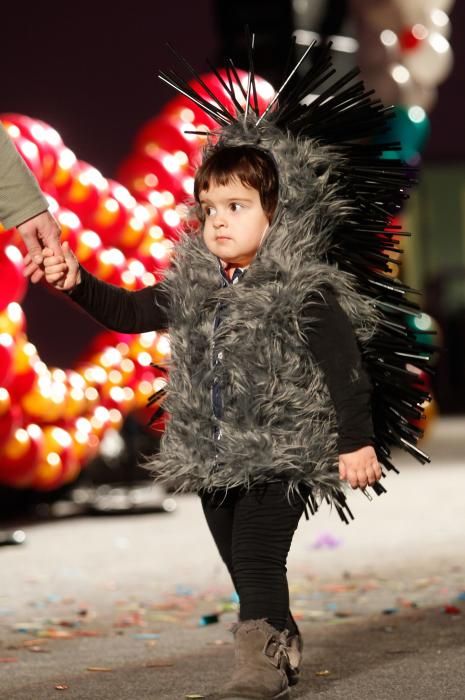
0, 246, 27, 310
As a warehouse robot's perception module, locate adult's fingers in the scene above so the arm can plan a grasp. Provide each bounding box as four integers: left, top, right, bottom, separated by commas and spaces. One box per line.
38, 211, 62, 255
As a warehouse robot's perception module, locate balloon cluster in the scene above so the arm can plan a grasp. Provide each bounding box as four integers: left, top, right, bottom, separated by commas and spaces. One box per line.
0, 70, 274, 491
352, 0, 454, 115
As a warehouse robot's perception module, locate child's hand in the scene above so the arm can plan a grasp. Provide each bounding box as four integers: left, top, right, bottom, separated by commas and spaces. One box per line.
339, 445, 381, 490
40, 241, 81, 290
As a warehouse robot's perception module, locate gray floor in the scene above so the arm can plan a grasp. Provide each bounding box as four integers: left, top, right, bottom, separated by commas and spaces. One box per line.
1, 418, 464, 699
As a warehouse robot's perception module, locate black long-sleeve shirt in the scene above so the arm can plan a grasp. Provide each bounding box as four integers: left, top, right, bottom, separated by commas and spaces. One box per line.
69, 266, 374, 454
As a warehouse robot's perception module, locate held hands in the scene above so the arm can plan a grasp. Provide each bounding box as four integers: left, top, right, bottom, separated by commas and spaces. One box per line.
34, 242, 81, 291
339, 445, 382, 491
19, 210, 62, 283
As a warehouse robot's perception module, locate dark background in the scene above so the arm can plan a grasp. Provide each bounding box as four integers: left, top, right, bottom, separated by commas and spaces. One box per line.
1, 0, 464, 395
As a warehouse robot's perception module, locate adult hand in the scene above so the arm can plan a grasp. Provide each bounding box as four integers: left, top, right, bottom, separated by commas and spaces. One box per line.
18, 210, 62, 283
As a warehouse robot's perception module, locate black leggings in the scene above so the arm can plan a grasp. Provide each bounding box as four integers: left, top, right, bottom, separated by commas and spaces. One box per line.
200, 481, 309, 634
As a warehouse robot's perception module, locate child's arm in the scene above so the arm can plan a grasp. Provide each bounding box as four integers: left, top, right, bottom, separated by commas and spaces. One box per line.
303, 289, 381, 491
39, 243, 170, 334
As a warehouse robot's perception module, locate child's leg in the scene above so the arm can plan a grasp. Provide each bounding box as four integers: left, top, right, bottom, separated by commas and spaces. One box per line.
231, 482, 306, 632
200, 488, 239, 589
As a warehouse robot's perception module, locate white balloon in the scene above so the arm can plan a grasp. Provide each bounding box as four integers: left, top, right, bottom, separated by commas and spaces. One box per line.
403, 33, 453, 87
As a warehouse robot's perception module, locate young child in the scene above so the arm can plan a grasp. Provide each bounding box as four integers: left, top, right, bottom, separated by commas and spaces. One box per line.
41, 143, 381, 700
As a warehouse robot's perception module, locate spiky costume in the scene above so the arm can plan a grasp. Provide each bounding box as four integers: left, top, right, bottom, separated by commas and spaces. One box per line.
148, 40, 433, 523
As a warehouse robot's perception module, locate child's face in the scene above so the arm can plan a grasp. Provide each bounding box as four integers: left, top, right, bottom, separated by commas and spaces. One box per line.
199, 178, 270, 267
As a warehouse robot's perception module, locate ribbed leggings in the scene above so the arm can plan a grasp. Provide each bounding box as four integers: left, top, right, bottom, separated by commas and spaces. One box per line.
200, 481, 309, 634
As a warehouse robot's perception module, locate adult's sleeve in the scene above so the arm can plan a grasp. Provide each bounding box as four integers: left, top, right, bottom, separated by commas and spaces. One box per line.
302, 289, 375, 454
67, 265, 170, 333
0, 123, 49, 229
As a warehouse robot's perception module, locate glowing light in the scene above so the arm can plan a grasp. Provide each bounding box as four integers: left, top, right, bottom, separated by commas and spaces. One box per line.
100, 248, 125, 266
431, 9, 449, 28
183, 177, 195, 194
76, 417, 92, 433
150, 242, 167, 259
108, 369, 123, 384
101, 347, 122, 368
121, 271, 136, 286
137, 352, 152, 367
148, 191, 164, 207
134, 205, 151, 223
128, 216, 144, 233
78, 167, 107, 191
80, 230, 101, 248
128, 259, 145, 276
413, 313, 433, 331
156, 335, 171, 356
27, 424, 42, 440
174, 150, 188, 166
94, 406, 110, 422
7, 302, 22, 323
138, 381, 153, 395
380, 29, 398, 47
70, 387, 84, 401
162, 155, 180, 174
30, 124, 47, 142
15, 428, 29, 444
69, 372, 86, 389
123, 387, 134, 401
47, 452, 61, 466
0, 387, 9, 401
109, 386, 125, 402
391, 64, 411, 84
109, 408, 122, 424
121, 358, 135, 373
51, 427, 72, 448
163, 210, 180, 228
149, 225, 164, 241
24, 342, 37, 357
153, 377, 167, 391
161, 191, 175, 207
58, 211, 81, 229
0, 333, 13, 348
408, 106, 427, 123
412, 24, 428, 41
104, 197, 119, 213
142, 272, 156, 286
112, 185, 136, 207
52, 369, 66, 383
6, 124, 20, 138
144, 173, 159, 188
5, 245, 23, 264
180, 108, 195, 122
58, 148, 77, 169
116, 342, 129, 355
139, 331, 156, 348
429, 32, 450, 54
21, 141, 39, 161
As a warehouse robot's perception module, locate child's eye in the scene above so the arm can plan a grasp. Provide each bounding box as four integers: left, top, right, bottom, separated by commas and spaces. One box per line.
230, 202, 242, 212
204, 206, 216, 217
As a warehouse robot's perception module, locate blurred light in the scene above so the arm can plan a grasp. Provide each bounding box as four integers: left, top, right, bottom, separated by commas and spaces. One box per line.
144, 173, 159, 188
142, 272, 156, 286
15, 428, 29, 444
0, 333, 13, 348
101, 347, 122, 368
174, 151, 188, 166
391, 65, 411, 84
52, 427, 72, 448
104, 197, 119, 213
431, 9, 449, 28
137, 352, 152, 367
112, 185, 136, 207
128, 259, 145, 276
293, 29, 358, 53
148, 191, 164, 207
180, 108, 195, 122
412, 24, 428, 41
116, 342, 129, 355
163, 210, 180, 227
47, 452, 61, 466
5, 245, 23, 264
413, 313, 433, 331
150, 242, 167, 260
134, 205, 151, 223
58, 211, 81, 228
156, 336, 170, 356
149, 225, 164, 241
183, 177, 195, 194
5, 124, 20, 138
21, 141, 39, 161
100, 248, 125, 266
108, 369, 123, 384
58, 148, 77, 169
85, 387, 100, 401
80, 230, 101, 248
162, 155, 180, 174
139, 331, 156, 349
162, 191, 175, 207
52, 369, 66, 382
27, 424, 42, 440
76, 417, 92, 433
7, 302, 22, 323
408, 106, 427, 123
429, 32, 450, 54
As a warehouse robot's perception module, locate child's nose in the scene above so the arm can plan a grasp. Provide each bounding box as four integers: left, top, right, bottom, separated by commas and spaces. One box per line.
213, 212, 227, 228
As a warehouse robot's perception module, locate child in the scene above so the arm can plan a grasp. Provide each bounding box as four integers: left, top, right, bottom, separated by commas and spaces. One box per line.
42, 143, 380, 700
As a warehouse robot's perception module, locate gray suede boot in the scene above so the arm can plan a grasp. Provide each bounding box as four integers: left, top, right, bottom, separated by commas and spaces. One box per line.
285, 630, 303, 686
214, 618, 290, 700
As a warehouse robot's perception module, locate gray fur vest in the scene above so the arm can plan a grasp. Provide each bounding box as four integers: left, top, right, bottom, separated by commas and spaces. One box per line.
149, 126, 379, 506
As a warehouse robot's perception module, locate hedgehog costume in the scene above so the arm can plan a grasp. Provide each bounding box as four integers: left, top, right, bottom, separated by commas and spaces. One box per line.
67, 38, 434, 700
149, 40, 433, 520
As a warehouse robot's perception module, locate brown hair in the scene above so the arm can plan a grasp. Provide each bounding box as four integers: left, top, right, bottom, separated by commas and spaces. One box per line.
194, 145, 279, 222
